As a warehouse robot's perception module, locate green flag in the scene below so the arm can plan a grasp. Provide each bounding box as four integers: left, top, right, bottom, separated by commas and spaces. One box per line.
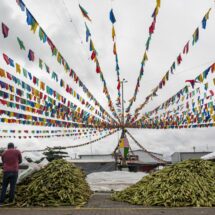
17, 37, 25, 50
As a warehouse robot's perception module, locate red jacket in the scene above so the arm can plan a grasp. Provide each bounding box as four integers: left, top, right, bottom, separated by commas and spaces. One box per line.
1, 148, 22, 172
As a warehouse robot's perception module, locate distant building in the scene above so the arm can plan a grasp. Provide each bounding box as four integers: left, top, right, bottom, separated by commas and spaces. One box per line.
127, 150, 165, 172
71, 150, 165, 173
171, 151, 212, 164
71, 154, 115, 174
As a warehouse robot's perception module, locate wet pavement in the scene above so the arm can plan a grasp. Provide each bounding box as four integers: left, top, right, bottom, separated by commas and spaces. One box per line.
0, 193, 215, 215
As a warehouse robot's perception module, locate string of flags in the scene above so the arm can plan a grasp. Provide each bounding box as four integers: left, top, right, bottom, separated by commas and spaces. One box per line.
0, 128, 107, 135
21, 128, 119, 152
0, 128, 111, 139
132, 62, 215, 129
13, 32, 110, 122
15, 0, 116, 124
129, 7, 212, 124
125, 0, 161, 122
109, 8, 122, 109
80, 5, 120, 122
0, 0, 213, 143
1, 21, 113, 124
0, 66, 109, 127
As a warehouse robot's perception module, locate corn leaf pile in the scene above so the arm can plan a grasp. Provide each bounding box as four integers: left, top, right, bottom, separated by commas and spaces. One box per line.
15, 159, 92, 207
112, 159, 215, 207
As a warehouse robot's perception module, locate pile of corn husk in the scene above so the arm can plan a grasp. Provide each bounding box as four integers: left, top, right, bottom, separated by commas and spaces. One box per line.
16, 159, 92, 207
112, 159, 215, 207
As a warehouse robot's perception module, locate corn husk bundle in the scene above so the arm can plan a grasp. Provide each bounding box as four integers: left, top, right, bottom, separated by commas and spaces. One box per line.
112, 159, 215, 207
16, 159, 92, 207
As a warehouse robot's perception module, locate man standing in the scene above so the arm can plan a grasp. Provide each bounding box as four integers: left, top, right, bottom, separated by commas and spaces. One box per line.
0, 143, 22, 204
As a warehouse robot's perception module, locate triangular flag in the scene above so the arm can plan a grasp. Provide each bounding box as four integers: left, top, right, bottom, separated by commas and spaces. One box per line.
211, 63, 215, 73
117, 81, 120, 90
109, 9, 116, 24
156, 0, 161, 8
16, 63, 21, 74
96, 60, 101, 73
143, 52, 148, 62
89, 39, 95, 51
112, 26, 116, 41
113, 42, 117, 55
183, 41, 189, 54
17, 37, 25, 50
79, 4, 91, 22
85, 23, 91, 42
192, 28, 199, 45
3, 53, 10, 65
1, 23, 9, 38
91, 50, 96, 60
39, 59, 43, 69
31, 20, 38, 33
177, 54, 182, 65
28, 49, 35, 61
16, 0, 25, 11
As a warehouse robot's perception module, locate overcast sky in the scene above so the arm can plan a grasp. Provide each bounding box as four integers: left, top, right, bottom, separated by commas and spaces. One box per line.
0, 0, 215, 158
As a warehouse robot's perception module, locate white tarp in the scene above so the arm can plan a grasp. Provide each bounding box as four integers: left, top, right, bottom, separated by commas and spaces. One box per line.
86, 171, 147, 191
17, 158, 49, 183
201, 152, 215, 160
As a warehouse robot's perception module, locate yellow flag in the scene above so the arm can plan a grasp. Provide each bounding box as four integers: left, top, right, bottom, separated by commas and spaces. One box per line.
143, 51, 148, 62
157, 0, 161, 8
31, 22, 38, 33
16, 63, 21, 74
198, 74, 204, 83
0, 68, 6, 77
112, 26, 115, 41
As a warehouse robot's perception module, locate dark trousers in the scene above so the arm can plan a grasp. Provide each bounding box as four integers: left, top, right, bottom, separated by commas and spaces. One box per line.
0, 171, 18, 203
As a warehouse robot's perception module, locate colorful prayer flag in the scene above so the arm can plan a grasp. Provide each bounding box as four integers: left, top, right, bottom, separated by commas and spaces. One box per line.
1, 23, 9, 38
112, 26, 115, 41
3, 53, 10, 65
28, 49, 35, 61
79, 4, 91, 22
16, 0, 25, 11
17, 37, 25, 50
109, 9, 116, 24
85, 23, 91, 42
113, 42, 117, 55
192, 28, 199, 45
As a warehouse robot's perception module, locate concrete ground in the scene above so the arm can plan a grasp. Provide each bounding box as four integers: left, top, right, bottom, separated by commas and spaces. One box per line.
0, 193, 215, 215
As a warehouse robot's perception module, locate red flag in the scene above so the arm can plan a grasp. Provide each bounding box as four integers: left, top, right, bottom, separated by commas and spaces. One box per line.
79, 4, 91, 22
91, 51, 96, 60
149, 19, 156, 34
96, 65, 101, 73
28, 49, 35, 61
177, 54, 182, 65
209, 90, 214, 96
3, 53, 10, 64
183, 42, 189, 54
2, 23, 9, 38
211, 63, 215, 73
185, 79, 197, 88
117, 81, 120, 90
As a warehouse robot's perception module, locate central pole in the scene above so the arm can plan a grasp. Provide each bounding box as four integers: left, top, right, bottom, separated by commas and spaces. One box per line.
121, 80, 124, 127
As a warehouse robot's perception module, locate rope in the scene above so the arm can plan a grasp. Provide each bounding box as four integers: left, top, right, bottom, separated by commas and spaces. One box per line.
22, 128, 119, 153
126, 130, 167, 164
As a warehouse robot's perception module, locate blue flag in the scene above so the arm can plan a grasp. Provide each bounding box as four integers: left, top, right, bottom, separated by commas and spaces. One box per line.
110, 9, 116, 24
85, 23, 91, 42
26, 9, 34, 25
202, 17, 207, 29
